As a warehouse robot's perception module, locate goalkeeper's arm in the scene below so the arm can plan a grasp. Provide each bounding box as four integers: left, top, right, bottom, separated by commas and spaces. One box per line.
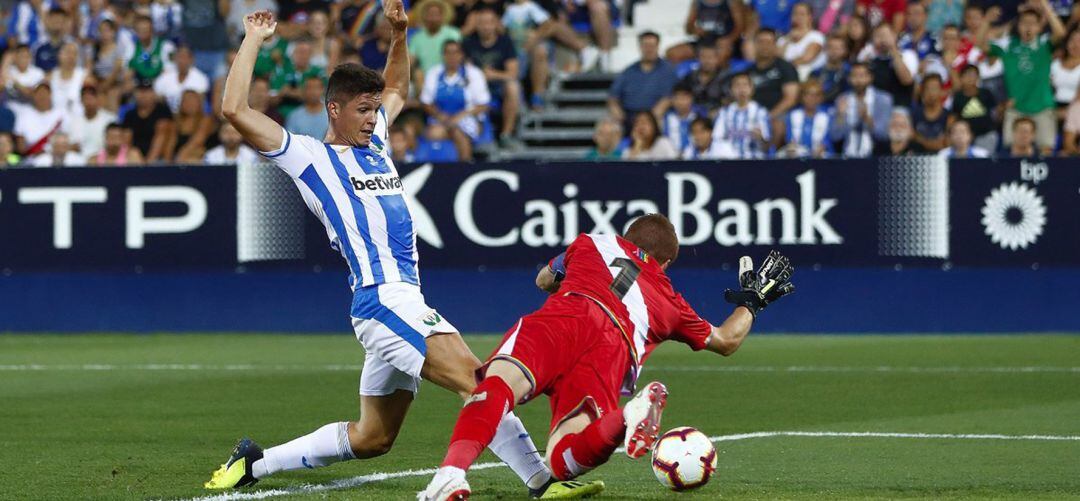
535, 252, 567, 294
705, 250, 796, 356
704, 307, 755, 356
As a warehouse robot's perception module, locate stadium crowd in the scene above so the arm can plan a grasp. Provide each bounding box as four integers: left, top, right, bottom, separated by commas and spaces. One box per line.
0, 0, 1075, 167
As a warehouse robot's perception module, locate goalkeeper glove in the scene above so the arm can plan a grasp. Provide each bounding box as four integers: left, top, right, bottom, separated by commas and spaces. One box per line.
723, 250, 795, 318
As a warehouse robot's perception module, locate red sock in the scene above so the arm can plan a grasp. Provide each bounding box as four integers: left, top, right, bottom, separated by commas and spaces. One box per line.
549, 408, 625, 480
441, 376, 515, 470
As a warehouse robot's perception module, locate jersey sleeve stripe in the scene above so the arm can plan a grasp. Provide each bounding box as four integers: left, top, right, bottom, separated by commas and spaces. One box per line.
323, 144, 387, 285
376, 194, 420, 285
260, 128, 292, 158
298, 164, 363, 288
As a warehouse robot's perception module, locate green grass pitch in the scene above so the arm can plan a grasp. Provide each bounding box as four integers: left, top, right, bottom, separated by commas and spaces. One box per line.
2, 334, 1079, 500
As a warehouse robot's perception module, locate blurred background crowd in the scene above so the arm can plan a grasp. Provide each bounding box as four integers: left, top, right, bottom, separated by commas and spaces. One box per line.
0, 0, 1077, 167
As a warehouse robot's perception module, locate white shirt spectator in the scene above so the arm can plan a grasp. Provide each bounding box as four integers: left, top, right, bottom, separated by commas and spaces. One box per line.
65, 108, 116, 158
681, 142, 724, 160
420, 63, 491, 140
11, 102, 65, 150
50, 67, 88, 113
712, 101, 771, 159
31, 150, 86, 167
204, 144, 259, 165
1050, 59, 1080, 104
6, 64, 45, 94
780, 30, 827, 80
154, 67, 210, 113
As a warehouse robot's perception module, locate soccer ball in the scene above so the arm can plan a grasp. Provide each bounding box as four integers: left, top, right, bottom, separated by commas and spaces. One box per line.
650, 427, 718, 491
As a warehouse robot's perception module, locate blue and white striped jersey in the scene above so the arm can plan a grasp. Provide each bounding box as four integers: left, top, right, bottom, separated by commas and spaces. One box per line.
260, 108, 419, 290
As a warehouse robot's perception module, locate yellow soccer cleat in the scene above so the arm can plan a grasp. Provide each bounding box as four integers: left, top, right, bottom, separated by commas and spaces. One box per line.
537, 480, 605, 499
204, 438, 263, 489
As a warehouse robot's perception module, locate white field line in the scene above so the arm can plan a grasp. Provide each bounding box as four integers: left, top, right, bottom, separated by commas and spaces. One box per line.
175, 430, 1080, 501
2, 363, 1079, 374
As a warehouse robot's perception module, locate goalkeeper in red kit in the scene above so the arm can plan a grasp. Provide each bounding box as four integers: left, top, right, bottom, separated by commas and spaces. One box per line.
419, 214, 795, 500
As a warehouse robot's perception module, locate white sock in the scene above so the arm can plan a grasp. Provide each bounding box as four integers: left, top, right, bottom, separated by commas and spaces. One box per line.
488, 412, 551, 490
251, 422, 355, 478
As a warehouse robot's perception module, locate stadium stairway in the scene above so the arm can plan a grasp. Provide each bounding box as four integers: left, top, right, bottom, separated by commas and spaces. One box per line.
503, 72, 615, 161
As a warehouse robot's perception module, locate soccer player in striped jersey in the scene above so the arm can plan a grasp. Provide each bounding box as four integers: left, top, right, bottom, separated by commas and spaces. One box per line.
205, 6, 575, 497
419, 214, 795, 500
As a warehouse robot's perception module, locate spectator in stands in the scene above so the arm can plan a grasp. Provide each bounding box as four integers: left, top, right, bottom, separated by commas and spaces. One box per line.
91, 123, 145, 165
682, 117, 722, 159
1063, 98, 1080, 155
608, 31, 677, 131
980, 0, 1064, 156
866, 23, 916, 106
779, 3, 826, 81
898, 1, 935, 59
464, 8, 522, 147
410, 0, 462, 76
0, 101, 15, 136
813, 34, 850, 105
857, 0, 906, 33
562, 0, 615, 68
249, 76, 285, 125
846, 15, 871, 62
152, 0, 185, 42
66, 86, 116, 158
420, 40, 490, 161
253, 28, 289, 78
751, 0, 795, 32
388, 125, 416, 164
360, 17, 393, 71
961, 5, 1006, 103
48, 42, 87, 114
951, 65, 999, 153
926, 0, 964, 36
1051, 28, 1080, 112
414, 122, 459, 163
32, 8, 70, 72
663, 85, 702, 155
305, 11, 341, 70
172, 90, 217, 163
7, 0, 46, 48
623, 110, 678, 160
122, 82, 173, 162
679, 43, 733, 115
713, 72, 771, 159
182, 0, 229, 80
931, 24, 975, 92
272, 39, 326, 115
937, 119, 989, 158
129, 15, 175, 83
92, 20, 127, 103
13, 83, 64, 156
586, 117, 623, 160
1006, 117, 1041, 158
781, 79, 832, 158
876, 108, 917, 155
503, 0, 599, 103
810, 0, 856, 34
831, 62, 891, 157
285, 75, 330, 139
5, 44, 46, 101
0, 133, 22, 167
667, 0, 746, 63
81, 0, 112, 43
31, 131, 85, 166
204, 122, 259, 164
154, 45, 211, 113
911, 74, 948, 152
748, 28, 798, 146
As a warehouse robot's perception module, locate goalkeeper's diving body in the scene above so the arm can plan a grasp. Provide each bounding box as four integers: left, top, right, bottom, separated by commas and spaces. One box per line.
206, 4, 584, 497
419, 214, 796, 500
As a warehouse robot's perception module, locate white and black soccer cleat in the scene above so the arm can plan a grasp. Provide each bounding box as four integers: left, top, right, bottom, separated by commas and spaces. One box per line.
622, 381, 668, 459
418, 466, 470, 501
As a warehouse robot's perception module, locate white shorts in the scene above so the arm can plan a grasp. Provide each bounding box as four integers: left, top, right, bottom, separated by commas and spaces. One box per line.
351, 282, 457, 396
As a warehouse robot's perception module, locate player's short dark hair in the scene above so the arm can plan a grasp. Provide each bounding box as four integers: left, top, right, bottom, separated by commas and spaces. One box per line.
326, 63, 385, 105
625, 214, 680, 265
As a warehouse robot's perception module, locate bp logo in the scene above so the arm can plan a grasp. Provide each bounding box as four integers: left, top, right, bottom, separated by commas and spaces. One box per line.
421, 310, 443, 327
980, 182, 1046, 251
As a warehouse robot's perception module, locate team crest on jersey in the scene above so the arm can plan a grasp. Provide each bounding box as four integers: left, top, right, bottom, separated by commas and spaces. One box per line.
420, 310, 443, 327
370, 135, 386, 154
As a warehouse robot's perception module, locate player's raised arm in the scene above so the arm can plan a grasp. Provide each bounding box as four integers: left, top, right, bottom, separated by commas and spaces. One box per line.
707, 251, 795, 356
221, 10, 285, 153
381, 0, 410, 125
535, 252, 567, 294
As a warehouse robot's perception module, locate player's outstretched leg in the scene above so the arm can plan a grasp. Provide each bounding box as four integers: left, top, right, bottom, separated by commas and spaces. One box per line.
204, 438, 264, 489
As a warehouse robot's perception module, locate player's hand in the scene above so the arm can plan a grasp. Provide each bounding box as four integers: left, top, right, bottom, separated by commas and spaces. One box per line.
723, 250, 795, 318
384, 0, 409, 32
243, 10, 277, 42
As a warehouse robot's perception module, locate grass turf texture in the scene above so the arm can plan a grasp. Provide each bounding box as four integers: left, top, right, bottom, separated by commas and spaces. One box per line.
1, 334, 1079, 500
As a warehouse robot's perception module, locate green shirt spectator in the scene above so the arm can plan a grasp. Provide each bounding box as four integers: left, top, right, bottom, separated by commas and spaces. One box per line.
990, 34, 1055, 114
254, 38, 289, 78
409, 0, 461, 73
